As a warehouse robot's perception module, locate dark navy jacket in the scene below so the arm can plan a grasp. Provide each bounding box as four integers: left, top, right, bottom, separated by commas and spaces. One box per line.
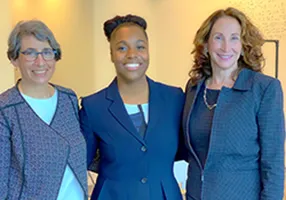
80, 77, 185, 200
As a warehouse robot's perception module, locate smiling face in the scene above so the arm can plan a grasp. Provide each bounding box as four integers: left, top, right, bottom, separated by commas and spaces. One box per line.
12, 35, 56, 87
109, 24, 149, 84
207, 16, 242, 72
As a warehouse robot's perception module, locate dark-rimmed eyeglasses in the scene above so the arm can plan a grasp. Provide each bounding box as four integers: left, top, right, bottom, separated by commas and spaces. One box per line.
20, 48, 57, 61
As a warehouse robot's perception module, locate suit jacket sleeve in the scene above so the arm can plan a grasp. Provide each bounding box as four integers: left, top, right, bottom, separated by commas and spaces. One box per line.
175, 88, 188, 161
0, 110, 10, 199
79, 98, 98, 169
175, 125, 188, 162
258, 79, 285, 199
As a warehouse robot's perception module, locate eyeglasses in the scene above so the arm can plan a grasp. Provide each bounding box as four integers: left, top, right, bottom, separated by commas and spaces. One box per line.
20, 48, 57, 61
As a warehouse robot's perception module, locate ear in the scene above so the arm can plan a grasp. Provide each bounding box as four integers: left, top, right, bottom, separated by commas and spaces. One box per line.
110, 49, 115, 63
203, 44, 208, 55
240, 49, 244, 56
10, 59, 19, 68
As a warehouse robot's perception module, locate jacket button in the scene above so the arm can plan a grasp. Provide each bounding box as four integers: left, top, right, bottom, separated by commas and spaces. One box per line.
141, 146, 147, 152
141, 177, 148, 184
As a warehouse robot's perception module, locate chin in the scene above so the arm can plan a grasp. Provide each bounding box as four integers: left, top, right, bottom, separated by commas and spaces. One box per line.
33, 79, 50, 85
216, 62, 237, 70
126, 75, 145, 83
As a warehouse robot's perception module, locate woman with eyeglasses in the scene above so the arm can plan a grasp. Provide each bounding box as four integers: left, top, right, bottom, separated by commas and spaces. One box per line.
0, 20, 87, 200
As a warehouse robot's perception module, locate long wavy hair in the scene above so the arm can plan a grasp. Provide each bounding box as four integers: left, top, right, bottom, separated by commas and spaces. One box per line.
189, 7, 265, 85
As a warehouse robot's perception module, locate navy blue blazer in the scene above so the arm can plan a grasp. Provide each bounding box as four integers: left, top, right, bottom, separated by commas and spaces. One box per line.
183, 69, 285, 200
79, 77, 185, 200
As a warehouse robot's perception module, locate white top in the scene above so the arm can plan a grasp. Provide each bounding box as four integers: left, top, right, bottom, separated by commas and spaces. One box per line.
21, 89, 84, 200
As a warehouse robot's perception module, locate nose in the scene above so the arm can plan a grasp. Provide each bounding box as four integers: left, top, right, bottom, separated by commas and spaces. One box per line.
34, 53, 45, 66
126, 48, 137, 59
221, 40, 231, 52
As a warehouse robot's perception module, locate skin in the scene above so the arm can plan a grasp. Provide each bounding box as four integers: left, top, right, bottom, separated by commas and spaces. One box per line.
11, 35, 56, 98
206, 16, 242, 89
109, 25, 150, 104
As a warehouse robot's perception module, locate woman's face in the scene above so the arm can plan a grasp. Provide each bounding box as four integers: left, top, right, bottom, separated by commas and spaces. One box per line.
109, 25, 149, 84
207, 16, 242, 72
12, 35, 56, 87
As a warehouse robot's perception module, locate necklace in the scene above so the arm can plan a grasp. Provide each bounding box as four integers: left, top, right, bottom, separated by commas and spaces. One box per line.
203, 86, 217, 110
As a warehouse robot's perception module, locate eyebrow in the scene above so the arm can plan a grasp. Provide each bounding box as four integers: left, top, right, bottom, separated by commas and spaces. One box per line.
22, 47, 53, 51
115, 39, 147, 46
212, 32, 240, 36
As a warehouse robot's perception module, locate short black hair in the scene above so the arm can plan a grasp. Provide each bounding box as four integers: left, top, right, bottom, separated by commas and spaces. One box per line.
103, 14, 147, 41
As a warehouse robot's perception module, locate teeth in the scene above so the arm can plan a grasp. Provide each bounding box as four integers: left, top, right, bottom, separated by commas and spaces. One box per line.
219, 55, 232, 59
125, 63, 139, 68
33, 70, 46, 74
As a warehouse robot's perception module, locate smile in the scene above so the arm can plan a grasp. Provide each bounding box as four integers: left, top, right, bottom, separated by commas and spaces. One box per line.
124, 63, 140, 71
125, 63, 140, 68
32, 70, 47, 75
217, 54, 233, 60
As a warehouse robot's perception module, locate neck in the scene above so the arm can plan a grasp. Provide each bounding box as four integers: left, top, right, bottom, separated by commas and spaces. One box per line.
208, 67, 238, 89
18, 80, 54, 99
117, 76, 149, 104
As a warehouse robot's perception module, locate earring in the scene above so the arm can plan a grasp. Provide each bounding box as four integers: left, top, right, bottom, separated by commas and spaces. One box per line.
204, 46, 208, 55
241, 50, 244, 56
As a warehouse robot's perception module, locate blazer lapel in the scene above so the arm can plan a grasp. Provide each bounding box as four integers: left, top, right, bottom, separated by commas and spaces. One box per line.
183, 78, 205, 167
144, 77, 165, 140
106, 78, 146, 145
183, 78, 205, 137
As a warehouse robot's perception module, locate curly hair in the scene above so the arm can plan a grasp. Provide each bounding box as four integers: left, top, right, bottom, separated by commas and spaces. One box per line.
103, 14, 148, 41
189, 7, 265, 85
7, 20, 61, 61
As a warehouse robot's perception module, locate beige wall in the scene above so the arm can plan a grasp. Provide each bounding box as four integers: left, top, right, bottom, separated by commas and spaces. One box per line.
0, 0, 14, 93
1, 0, 285, 107
92, 0, 286, 108
149, 0, 286, 108
92, 0, 157, 92
11, 0, 95, 97
5, 0, 286, 106
2, 0, 286, 198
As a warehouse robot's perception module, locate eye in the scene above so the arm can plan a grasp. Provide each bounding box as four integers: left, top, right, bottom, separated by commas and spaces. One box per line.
117, 46, 127, 51
231, 36, 240, 41
214, 35, 222, 40
137, 45, 145, 50
42, 49, 54, 56
22, 49, 37, 56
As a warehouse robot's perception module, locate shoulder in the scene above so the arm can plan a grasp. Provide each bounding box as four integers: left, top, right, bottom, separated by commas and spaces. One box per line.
237, 70, 283, 108
151, 79, 184, 97
251, 71, 282, 93
53, 84, 77, 97
80, 87, 108, 105
0, 86, 23, 109
234, 68, 281, 94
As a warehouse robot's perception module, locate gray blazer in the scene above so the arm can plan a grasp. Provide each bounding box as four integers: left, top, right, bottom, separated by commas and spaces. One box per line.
183, 68, 285, 200
0, 83, 87, 200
